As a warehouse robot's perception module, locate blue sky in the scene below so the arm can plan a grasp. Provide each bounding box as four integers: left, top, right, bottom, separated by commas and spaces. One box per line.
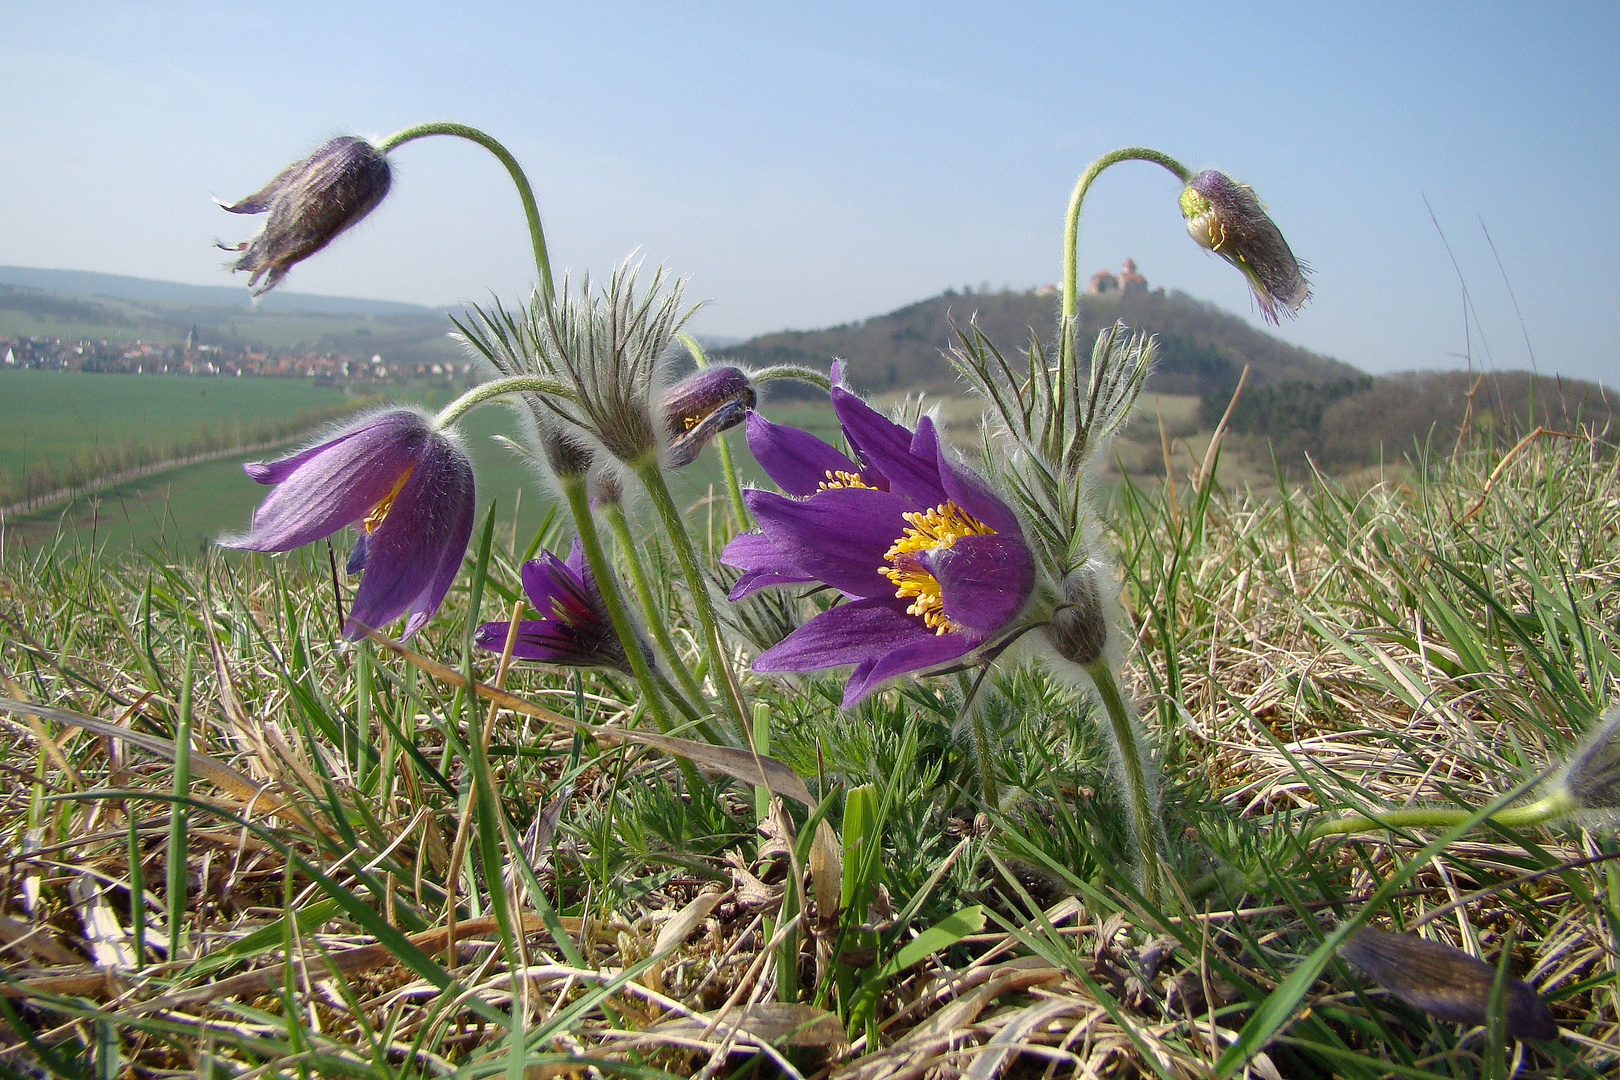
3, 1, 1617, 385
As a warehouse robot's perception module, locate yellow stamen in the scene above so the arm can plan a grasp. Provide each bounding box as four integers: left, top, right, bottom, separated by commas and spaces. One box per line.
362, 468, 414, 534
878, 502, 995, 635
818, 469, 873, 491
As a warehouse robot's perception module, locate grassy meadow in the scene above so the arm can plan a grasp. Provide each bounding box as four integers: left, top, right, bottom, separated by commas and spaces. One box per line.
0, 370, 356, 484
0, 400, 1616, 1078
0, 379, 847, 556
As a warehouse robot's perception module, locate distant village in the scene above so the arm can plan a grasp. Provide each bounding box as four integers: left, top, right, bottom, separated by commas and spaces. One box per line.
3, 263, 1161, 385
0, 326, 473, 384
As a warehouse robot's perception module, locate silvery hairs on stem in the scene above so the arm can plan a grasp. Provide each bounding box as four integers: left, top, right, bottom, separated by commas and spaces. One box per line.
454, 260, 693, 471
949, 319, 1153, 664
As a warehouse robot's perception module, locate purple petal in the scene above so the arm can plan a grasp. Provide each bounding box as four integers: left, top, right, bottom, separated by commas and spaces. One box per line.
345, 431, 475, 639
244, 410, 425, 485
475, 619, 594, 664
753, 597, 927, 673
521, 550, 578, 617
831, 388, 946, 508
721, 531, 817, 598
744, 487, 912, 599
743, 411, 862, 497
926, 534, 1033, 636
227, 412, 431, 551
935, 445, 1023, 539
841, 630, 977, 707
562, 537, 588, 578
345, 532, 369, 574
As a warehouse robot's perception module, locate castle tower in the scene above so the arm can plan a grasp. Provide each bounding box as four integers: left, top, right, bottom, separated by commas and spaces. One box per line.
1119, 258, 1147, 294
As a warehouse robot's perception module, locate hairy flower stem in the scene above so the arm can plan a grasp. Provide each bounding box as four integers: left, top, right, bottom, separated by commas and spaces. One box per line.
601, 501, 707, 708
558, 478, 705, 793
432, 375, 572, 430
957, 672, 1000, 813
633, 457, 750, 736
715, 433, 750, 528
1061, 148, 1192, 326
378, 122, 556, 297
1082, 657, 1162, 906
1303, 792, 1572, 841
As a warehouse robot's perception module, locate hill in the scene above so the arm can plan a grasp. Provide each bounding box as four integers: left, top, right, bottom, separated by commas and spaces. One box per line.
715, 284, 1361, 398
1210, 368, 1619, 474
0, 279, 467, 370
0, 265, 434, 317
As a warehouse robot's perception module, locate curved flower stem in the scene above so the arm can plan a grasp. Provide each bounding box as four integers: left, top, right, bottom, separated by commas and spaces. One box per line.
1082, 656, 1162, 906
632, 457, 750, 736
1061, 148, 1192, 325
751, 365, 833, 390
433, 375, 572, 430
601, 500, 708, 709
1302, 792, 1572, 841
377, 121, 555, 298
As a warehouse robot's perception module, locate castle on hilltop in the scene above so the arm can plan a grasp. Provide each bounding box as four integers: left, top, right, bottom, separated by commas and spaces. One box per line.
1088, 258, 1149, 296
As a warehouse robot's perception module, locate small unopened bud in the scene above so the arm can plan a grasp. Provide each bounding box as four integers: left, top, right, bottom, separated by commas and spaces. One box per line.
219, 136, 392, 296
1048, 566, 1108, 665
1179, 170, 1310, 324
663, 366, 756, 467
1554, 706, 1620, 815
589, 471, 623, 506
540, 422, 594, 480
1338, 927, 1557, 1041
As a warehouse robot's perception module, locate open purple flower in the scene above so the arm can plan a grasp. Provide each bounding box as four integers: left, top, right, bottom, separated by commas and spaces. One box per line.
219, 136, 393, 297
223, 408, 474, 640
722, 382, 1034, 706
473, 539, 631, 672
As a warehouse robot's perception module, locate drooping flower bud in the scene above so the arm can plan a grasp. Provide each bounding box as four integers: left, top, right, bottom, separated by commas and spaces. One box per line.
1048, 565, 1109, 666
219, 136, 393, 296
1338, 927, 1557, 1041
663, 366, 757, 467
1179, 170, 1310, 324
222, 407, 474, 641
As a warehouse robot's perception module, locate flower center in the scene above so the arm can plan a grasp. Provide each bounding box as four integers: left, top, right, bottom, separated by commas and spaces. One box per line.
879, 502, 995, 635
362, 468, 414, 534
818, 469, 873, 491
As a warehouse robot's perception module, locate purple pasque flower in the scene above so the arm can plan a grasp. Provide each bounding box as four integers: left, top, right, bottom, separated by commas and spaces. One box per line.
219, 136, 392, 297
722, 382, 1034, 707
1179, 169, 1310, 323
663, 365, 756, 467
473, 539, 631, 672
223, 408, 474, 640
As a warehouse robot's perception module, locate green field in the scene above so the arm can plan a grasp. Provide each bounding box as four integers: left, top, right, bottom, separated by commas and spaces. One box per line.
0, 373, 1233, 556
0, 369, 359, 481
0, 374, 846, 556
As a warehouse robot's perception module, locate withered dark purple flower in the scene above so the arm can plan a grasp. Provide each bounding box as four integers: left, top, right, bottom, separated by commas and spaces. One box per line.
474, 539, 631, 671
721, 383, 1033, 706
1339, 927, 1557, 1041
219, 136, 392, 296
1180, 170, 1310, 323
223, 408, 474, 640
663, 366, 756, 467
